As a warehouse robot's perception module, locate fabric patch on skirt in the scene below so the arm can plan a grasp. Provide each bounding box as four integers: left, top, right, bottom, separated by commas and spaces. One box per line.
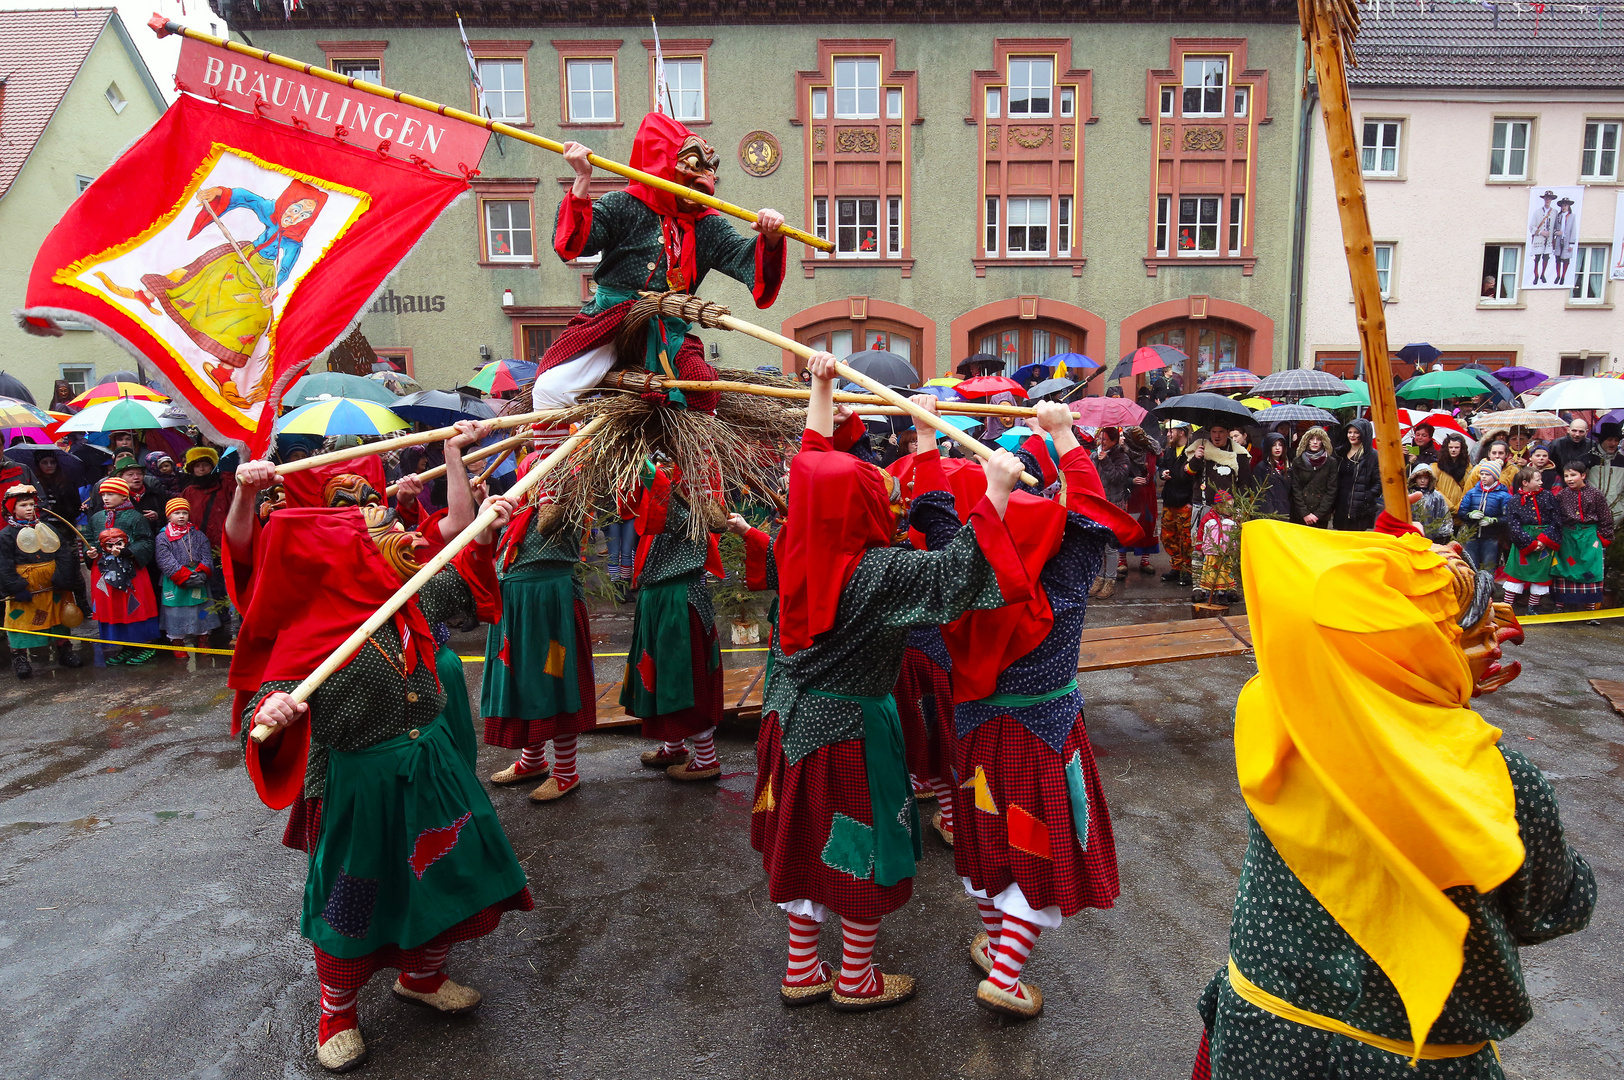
1065, 749, 1091, 853
545, 639, 567, 678
752, 776, 775, 814
408, 811, 473, 880
964, 764, 999, 814
322, 871, 380, 939
1006, 802, 1053, 860
821, 812, 875, 881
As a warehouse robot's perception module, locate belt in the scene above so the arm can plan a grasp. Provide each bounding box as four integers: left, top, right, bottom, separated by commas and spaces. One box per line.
975, 679, 1077, 710
1226, 957, 1496, 1065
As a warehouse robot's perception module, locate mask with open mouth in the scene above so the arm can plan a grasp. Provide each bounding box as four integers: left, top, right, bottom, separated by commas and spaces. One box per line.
673, 134, 720, 202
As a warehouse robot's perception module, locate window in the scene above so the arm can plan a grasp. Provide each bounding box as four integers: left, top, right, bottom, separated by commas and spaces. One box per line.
1233, 87, 1248, 118
566, 59, 615, 123
1060, 87, 1075, 118
1490, 120, 1530, 179
75, 174, 94, 193
1182, 58, 1225, 117
811, 88, 827, 119
372, 349, 414, 377
802, 320, 918, 373
333, 59, 381, 84
1374, 243, 1394, 299
1570, 245, 1609, 303
104, 82, 127, 113
59, 365, 95, 395
1361, 120, 1400, 177
1559, 355, 1592, 376
985, 197, 999, 256
985, 87, 1002, 118
836, 197, 879, 255
1057, 196, 1072, 256
1228, 195, 1245, 254
657, 57, 704, 121
1155, 196, 1171, 255
1482, 244, 1521, 303
1006, 197, 1050, 254
887, 196, 902, 256
1159, 86, 1174, 116
1008, 58, 1053, 118
477, 59, 526, 122
974, 321, 1077, 373
833, 58, 879, 119
814, 196, 829, 250
886, 88, 903, 119
1178, 196, 1220, 255
484, 201, 533, 261
1581, 121, 1620, 182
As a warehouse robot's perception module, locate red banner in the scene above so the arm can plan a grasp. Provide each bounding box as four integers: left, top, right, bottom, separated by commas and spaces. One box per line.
18, 95, 468, 455
174, 36, 489, 176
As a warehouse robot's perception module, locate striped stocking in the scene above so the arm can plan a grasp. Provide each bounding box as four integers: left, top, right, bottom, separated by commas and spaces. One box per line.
691, 727, 718, 769
317, 982, 359, 1044
784, 913, 828, 986
398, 943, 450, 993
930, 776, 956, 830
551, 734, 579, 783
837, 916, 883, 996
660, 739, 684, 756
976, 899, 1002, 948
988, 913, 1042, 993
516, 745, 548, 773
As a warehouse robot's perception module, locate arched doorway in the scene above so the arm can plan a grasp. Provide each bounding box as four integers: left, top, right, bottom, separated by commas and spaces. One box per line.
950, 298, 1105, 379
781, 298, 937, 381
1139, 316, 1251, 389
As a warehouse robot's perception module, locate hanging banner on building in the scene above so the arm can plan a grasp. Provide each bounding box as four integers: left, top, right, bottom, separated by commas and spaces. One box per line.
1611, 191, 1624, 282
1523, 185, 1584, 291
17, 95, 468, 454
174, 35, 490, 175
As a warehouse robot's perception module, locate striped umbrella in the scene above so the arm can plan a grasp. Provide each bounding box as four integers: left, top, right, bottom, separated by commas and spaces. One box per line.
1250, 368, 1348, 399
0, 397, 54, 428
1524, 374, 1584, 397
1254, 403, 1339, 425
69, 381, 168, 408
1470, 409, 1562, 432
468, 358, 538, 394
1111, 344, 1184, 382
58, 397, 187, 432
276, 397, 409, 437
1199, 367, 1261, 392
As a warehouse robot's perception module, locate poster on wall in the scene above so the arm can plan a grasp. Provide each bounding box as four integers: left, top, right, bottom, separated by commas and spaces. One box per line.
1523, 185, 1584, 290
1611, 190, 1624, 281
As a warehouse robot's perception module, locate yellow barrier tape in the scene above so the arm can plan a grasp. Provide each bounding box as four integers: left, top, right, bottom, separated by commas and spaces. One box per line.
1517, 608, 1624, 625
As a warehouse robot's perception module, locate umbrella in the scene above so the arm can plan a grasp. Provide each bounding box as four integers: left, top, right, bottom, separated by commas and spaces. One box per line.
59, 397, 187, 433
845, 350, 919, 388
285, 371, 400, 408
1010, 363, 1053, 388
954, 375, 1028, 400
1492, 367, 1546, 394
1253, 403, 1339, 426
1250, 368, 1348, 399
390, 390, 497, 426
1470, 409, 1562, 432
277, 397, 410, 437
1397, 410, 1469, 438
1238, 396, 1277, 411
1300, 393, 1366, 412
1069, 397, 1147, 428
1396, 369, 1500, 403
1111, 344, 1184, 382
367, 370, 426, 396
1199, 367, 1261, 392
0, 397, 53, 428
941, 414, 985, 434
70, 381, 169, 408
1026, 378, 1077, 401
955, 352, 1003, 377
1531, 377, 1624, 413
1049, 352, 1099, 374
908, 385, 961, 402
0, 372, 37, 404
1152, 392, 1260, 431
925, 377, 962, 388
468, 359, 538, 395
1525, 374, 1583, 397
5, 442, 89, 486
1393, 343, 1441, 366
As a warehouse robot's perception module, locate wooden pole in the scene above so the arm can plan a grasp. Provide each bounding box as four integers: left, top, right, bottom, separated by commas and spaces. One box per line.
475, 447, 515, 486
383, 432, 530, 497
249, 417, 604, 743
595, 371, 1039, 417
273, 409, 565, 477
1300, 0, 1411, 523
151, 20, 832, 253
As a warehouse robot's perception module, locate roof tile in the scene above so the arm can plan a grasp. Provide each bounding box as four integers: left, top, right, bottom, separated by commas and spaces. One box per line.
1350, 5, 1624, 89
0, 7, 114, 200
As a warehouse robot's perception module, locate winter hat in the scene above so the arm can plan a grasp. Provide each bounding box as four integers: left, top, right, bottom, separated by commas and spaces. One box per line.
98, 477, 131, 499
165, 497, 191, 518
184, 446, 220, 470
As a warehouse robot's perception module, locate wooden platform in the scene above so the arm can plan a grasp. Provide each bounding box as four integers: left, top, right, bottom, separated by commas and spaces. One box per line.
590, 615, 1252, 730
1591, 679, 1624, 717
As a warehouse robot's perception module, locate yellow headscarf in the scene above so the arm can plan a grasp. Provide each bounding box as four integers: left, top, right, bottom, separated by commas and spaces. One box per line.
1234, 521, 1524, 1052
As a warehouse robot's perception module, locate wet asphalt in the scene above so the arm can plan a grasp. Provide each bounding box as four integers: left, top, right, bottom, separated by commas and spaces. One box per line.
0, 567, 1619, 1080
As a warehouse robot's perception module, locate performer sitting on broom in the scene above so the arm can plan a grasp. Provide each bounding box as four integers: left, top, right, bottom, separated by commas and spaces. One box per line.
482, 449, 597, 802
1191, 514, 1594, 1079
227, 422, 530, 1075
908, 399, 1148, 1020
529, 112, 785, 412
749, 351, 1033, 1013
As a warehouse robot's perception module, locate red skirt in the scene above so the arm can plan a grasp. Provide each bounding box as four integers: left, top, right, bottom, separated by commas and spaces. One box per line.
894, 647, 955, 782
953, 714, 1119, 916
483, 597, 598, 748
636, 606, 724, 742
286, 798, 534, 990
750, 713, 914, 920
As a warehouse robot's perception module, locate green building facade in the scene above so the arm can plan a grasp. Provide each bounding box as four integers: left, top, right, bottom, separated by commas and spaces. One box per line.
227, 1, 1307, 392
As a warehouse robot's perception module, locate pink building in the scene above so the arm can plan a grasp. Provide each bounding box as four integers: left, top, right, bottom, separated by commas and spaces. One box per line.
1300, 8, 1624, 381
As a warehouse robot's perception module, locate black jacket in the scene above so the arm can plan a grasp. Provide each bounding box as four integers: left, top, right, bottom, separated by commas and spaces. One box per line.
1548, 435, 1600, 476
0, 523, 80, 602
1335, 422, 1382, 528
1160, 447, 1195, 509
1505, 488, 1563, 553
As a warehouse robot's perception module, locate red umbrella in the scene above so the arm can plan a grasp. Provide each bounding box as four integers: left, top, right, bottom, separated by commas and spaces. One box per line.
953, 375, 1028, 400
1111, 344, 1186, 382
1069, 397, 1147, 428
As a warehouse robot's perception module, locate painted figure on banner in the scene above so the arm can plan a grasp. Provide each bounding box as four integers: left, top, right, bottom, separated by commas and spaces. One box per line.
1551, 196, 1578, 286
1524, 186, 1583, 290
1613, 190, 1624, 281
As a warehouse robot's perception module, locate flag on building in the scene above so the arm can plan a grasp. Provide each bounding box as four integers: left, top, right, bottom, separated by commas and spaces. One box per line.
17, 94, 467, 455
651, 16, 672, 116
458, 13, 486, 112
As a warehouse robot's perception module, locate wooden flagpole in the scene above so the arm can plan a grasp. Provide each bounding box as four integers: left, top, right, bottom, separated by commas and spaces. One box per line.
594, 371, 1040, 418
274, 408, 565, 477
150, 19, 832, 253
249, 416, 604, 743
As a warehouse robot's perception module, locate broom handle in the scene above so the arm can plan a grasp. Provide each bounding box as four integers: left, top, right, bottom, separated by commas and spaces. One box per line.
274, 409, 566, 476
249, 417, 605, 743
596, 371, 1038, 417
476, 448, 516, 486
384, 433, 530, 497
701, 310, 1039, 487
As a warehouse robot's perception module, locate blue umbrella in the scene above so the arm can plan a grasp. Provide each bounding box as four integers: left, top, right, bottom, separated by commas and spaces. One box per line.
941, 414, 984, 434
995, 427, 1061, 467
1010, 363, 1053, 388
909, 385, 962, 402
1050, 352, 1100, 371
390, 390, 497, 426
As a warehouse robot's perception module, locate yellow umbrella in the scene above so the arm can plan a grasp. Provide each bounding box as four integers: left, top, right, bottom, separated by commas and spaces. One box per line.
1239, 396, 1276, 411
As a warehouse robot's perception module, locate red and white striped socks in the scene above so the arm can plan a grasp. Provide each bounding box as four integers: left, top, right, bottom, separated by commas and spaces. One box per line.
784, 912, 829, 986
691, 728, 719, 770
659, 739, 684, 756
398, 943, 451, 993
930, 776, 956, 830
987, 913, 1042, 994
317, 982, 358, 1043
551, 734, 579, 784
516, 745, 548, 774
976, 898, 1001, 952
837, 916, 883, 996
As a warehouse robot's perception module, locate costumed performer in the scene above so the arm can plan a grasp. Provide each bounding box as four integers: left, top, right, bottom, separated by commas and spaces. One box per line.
1, 484, 81, 678
226, 422, 530, 1074
749, 351, 1034, 1012
482, 447, 597, 803
1549, 461, 1614, 612
909, 399, 1145, 1020
1191, 514, 1594, 1079
529, 113, 785, 411
1500, 467, 1561, 616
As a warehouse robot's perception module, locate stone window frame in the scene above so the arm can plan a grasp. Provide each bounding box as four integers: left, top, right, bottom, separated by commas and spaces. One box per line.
552, 39, 624, 129
470, 177, 541, 267
466, 39, 534, 128
643, 39, 713, 126
319, 39, 388, 86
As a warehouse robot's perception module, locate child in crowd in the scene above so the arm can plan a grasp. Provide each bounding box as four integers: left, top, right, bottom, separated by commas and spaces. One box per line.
1502, 466, 1561, 615
1193, 491, 1237, 605
1528, 444, 1560, 491
153, 497, 220, 658
1457, 462, 1511, 573
1408, 463, 1454, 545
89, 526, 160, 664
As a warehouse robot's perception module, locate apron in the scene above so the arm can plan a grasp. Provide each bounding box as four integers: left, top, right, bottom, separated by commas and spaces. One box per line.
480, 568, 582, 721
1504, 543, 1555, 584
1554, 523, 1605, 583
805, 689, 922, 887
620, 571, 716, 716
